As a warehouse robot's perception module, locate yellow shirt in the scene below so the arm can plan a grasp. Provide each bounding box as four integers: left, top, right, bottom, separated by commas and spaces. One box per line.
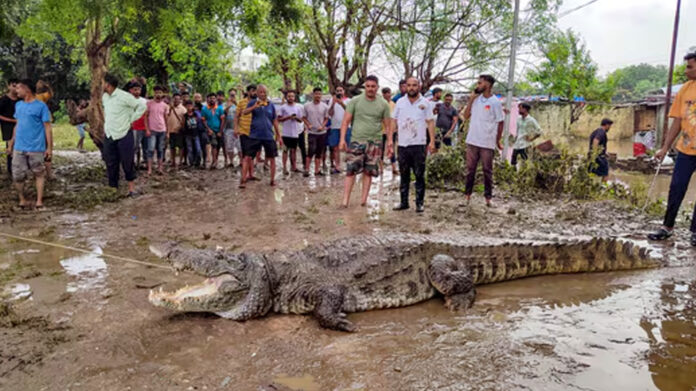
236, 98, 252, 136
670, 80, 696, 155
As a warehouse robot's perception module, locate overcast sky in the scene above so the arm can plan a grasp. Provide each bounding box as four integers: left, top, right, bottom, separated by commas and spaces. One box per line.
557, 0, 695, 75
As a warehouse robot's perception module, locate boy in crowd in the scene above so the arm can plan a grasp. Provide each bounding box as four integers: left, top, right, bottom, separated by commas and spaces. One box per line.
127, 82, 148, 169
75, 99, 89, 151
201, 93, 226, 169
8, 79, 52, 209
328, 85, 350, 174
303, 87, 329, 177
278, 90, 304, 175
224, 88, 241, 168
182, 100, 203, 168
0, 78, 20, 174
167, 93, 186, 170
144, 85, 169, 175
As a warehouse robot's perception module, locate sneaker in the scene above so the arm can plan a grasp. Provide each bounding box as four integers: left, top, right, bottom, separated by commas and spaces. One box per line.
647, 228, 673, 241
303, 171, 310, 178
126, 191, 139, 198
415, 204, 424, 213
331, 168, 341, 175
392, 204, 409, 211
691, 232, 696, 247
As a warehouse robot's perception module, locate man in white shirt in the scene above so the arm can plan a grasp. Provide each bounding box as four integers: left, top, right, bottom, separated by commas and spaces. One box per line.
463, 74, 504, 207
388, 77, 436, 213
277, 90, 305, 175
328, 85, 350, 174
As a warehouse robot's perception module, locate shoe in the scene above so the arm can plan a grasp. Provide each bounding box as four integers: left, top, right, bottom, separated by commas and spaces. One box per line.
126, 191, 139, 198
316, 171, 326, 176
303, 171, 310, 177
485, 198, 493, 208
691, 232, 696, 247
331, 168, 341, 175
416, 204, 424, 213
393, 204, 409, 211
283, 170, 289, 175
647, 228, 673, 241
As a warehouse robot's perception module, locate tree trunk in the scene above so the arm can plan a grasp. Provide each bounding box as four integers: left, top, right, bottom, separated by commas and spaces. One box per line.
85, 42, 110, 150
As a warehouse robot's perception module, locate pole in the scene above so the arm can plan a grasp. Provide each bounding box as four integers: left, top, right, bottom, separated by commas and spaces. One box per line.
502, 0, 521, 160
661, 0, 681, 147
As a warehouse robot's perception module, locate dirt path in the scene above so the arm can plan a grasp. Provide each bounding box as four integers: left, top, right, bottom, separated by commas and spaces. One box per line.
1, 154, 695, 390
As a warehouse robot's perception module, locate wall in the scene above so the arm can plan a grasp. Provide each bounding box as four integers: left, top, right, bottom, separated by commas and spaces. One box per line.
531, 102, 636, 141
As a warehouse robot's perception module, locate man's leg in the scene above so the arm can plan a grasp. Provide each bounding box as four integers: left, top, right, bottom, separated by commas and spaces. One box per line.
480, 147, 494, 203
342, 175, 356, 207
298, 132, 307, 170
103, 137, 120, 188
290, 148, 297, 171
663, 153, 696, 230
119, 131, 137, 193
414, 145, 427, 208
397, 146, 411, 208
146, 135, 155, 175
170, 136, 178, 169
464, 144, 480, 198
511, 149, 519, 167
360, 174, 373, 206
12, 152, 26, 206
6, 142, 12, 177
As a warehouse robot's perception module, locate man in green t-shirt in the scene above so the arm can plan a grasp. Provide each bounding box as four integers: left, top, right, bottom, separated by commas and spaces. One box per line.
338, 75, 392, 207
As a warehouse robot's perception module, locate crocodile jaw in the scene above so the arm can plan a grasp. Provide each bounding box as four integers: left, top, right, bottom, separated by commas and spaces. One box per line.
149, 274, 247, 313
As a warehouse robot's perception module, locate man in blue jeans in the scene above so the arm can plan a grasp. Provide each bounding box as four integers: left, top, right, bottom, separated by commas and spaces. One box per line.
648, 52, 696, 246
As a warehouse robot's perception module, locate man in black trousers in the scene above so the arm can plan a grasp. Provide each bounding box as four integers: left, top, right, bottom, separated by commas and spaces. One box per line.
388, 77, 435, 213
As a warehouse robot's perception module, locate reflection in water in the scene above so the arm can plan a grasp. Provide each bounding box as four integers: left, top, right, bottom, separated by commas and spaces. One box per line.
3, 283, 32, 301
59, 247, 108, 293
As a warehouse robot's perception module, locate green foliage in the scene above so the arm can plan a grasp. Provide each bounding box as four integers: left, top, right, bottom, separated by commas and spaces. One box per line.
607, 64, 668, 101
527, 29, 614, 103
425, 146, 467, 188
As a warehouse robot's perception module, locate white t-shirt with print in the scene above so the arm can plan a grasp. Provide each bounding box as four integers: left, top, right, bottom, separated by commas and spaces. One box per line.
392, 95, 435, 147
465, 94, 504, 150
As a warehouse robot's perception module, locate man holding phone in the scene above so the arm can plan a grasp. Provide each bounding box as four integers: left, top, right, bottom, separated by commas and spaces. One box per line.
463, 74, 504, 207
328, 85, 350, 174
278, 90, 304, 175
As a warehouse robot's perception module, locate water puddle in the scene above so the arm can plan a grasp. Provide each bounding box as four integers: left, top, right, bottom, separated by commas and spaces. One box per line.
3, 283, 32, 301
59, 247, 108, 293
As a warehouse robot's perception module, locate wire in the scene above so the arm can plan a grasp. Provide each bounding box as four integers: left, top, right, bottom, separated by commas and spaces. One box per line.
0, 231, 175, 271
559, 0, 601, 18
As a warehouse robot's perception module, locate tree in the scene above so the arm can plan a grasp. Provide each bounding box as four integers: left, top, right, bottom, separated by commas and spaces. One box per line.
375, 0, 560, 93
607, 64, 668, 101
527, 29, 615, 123
305, 0, 391, 92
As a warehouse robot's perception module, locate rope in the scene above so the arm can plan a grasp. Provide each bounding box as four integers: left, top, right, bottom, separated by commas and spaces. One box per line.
642, 160, 662, 212
0, 231, 174, 271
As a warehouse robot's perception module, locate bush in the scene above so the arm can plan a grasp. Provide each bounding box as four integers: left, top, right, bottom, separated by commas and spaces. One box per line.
426, 145, 467, 188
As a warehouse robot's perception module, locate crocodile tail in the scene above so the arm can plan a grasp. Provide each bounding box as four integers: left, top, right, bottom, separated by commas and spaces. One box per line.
461, 238, 658, 285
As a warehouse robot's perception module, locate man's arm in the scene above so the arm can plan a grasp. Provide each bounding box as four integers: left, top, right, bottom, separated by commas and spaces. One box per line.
655, 118, 682, 161
427, 119, 436, 153
446, 114, 459, 138
7, 123, 16, 153
273, 119, 283, 146
464, 93, 477, 120
328, 98, 336, 117
0, 115, 16, 123
338, 111, 353, 151
219, 110, 226, 132
496, 121, 504, 150
242, 101, 259, 115
44, 122, 53, 159
163, 106, 169, 134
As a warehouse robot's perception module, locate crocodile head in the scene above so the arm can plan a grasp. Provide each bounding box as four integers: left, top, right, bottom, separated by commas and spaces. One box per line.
149, 253, 273, 320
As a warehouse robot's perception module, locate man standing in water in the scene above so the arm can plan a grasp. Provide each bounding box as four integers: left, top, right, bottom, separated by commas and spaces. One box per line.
588, 118, 613, 182
463, 74, 504, 207
339, 75, 392, 207
648, 52, 696, 247
390, 77, 436, 213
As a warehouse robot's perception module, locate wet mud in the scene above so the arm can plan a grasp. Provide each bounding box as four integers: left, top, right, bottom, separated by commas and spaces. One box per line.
1, 151, 695, 390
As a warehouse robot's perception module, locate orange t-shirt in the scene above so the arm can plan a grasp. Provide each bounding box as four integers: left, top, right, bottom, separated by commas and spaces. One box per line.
669, 80, 696, 155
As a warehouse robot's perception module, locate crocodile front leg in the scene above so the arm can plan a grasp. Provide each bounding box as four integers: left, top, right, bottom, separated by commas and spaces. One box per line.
313, 286, 356, 332
428, 254, 476, 311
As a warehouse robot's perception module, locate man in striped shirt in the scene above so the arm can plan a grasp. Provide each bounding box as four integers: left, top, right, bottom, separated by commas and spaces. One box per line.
235, 84, 257, 186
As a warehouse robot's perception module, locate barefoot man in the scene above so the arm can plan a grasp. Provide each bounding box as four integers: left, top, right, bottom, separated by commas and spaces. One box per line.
339, 75, 392, 207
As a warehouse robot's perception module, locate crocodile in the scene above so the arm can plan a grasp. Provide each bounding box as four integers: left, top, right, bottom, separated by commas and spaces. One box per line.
148, 234, 658, 331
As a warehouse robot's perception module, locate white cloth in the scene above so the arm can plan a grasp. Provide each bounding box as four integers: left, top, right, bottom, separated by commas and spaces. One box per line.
278, 104, 304, 138
392, 95, 435, 147
329, 97, 349, 129
465, 94, 504, 150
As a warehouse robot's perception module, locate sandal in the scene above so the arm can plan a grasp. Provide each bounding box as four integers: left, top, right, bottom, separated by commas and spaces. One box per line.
647, 228, 673, 241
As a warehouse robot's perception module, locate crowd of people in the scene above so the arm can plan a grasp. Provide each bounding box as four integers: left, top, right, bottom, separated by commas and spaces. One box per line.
0, 51, 694, 246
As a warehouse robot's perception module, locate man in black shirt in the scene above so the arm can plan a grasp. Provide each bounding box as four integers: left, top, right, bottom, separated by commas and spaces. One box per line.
434, 93, 459, 149
0, 79, 20, 174
588, 118, 613, 182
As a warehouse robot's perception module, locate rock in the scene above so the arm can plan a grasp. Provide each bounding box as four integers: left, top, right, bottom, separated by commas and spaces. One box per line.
221, 377, 231, 387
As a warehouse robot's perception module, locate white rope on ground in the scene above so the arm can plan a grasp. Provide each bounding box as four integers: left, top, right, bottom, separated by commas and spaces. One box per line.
642, 161, 663, 212
0, 231, 174, 271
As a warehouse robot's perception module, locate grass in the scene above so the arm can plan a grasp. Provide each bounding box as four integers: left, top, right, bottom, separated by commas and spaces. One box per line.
52, 120, 99, 152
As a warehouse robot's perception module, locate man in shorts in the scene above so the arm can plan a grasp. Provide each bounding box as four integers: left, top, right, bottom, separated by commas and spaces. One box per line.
8, 79, 52, 209
303, 87, 329, 176
328, 85, 350, 174
278, 90, 304, 175
241, 85, 282, 187
201, 93, 226, 169
167, 93, 186, 169
338, 75, 392, 207
235, 85, 257, 185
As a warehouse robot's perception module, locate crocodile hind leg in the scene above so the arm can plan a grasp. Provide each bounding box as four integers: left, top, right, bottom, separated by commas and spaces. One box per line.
428, 254, 476, 311
313, 286, 356, 332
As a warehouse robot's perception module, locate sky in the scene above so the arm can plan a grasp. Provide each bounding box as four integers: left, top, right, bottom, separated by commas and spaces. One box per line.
557, 0, 695, 75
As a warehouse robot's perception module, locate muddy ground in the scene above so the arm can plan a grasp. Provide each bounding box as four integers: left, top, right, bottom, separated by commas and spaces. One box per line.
1, 151, 695, 390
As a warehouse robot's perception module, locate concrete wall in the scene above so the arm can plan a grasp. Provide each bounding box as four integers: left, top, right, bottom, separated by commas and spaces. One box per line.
530, 103, 636, 141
